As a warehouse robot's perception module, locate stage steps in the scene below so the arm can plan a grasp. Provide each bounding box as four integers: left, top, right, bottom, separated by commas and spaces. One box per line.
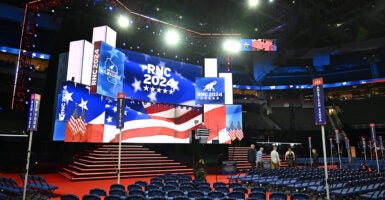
59, 144, 192, 181
228, 146, 288, 170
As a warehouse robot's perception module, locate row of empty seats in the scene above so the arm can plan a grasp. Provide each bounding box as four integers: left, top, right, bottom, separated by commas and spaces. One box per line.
61, 173, 309, 200
0, 174, 58, 199
230, 167, 385, 199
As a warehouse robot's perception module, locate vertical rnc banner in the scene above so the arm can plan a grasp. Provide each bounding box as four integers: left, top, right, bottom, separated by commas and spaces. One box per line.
116, 93, 125, 129
370, 123, 377, 142
335, 129, 340, 144
90, 41, 125, 98
27, 94, 41, 131
312, 77, 326, 125
345, 137, 350, 150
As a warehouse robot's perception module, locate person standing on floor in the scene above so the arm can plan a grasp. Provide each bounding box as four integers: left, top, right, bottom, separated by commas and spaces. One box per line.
312, 148, 319, 167
270, 145, 280, 169
256, 147, 264, 169
194, 158, 207, 181
247, 144, 257, 170
285, 148, 295, 168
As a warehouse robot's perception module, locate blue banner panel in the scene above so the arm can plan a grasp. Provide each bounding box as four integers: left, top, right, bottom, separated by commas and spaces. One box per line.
370, 123, 376, 142
119, 49, 202, 106
90, 41, 125, 98
240, 39, 277, 52
27, 94, 41, 131
312, 78, 326, 125
345, 137, 350, 150
195, 77, 225, 104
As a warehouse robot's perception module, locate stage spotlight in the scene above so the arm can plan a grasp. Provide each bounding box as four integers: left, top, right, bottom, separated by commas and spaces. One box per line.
117, 15, 130, 28
223, 39, 241, 53
164, 29, 181, 46
248, 0, 260, 8
108, 5, 114, 12
269, 0, 274, 2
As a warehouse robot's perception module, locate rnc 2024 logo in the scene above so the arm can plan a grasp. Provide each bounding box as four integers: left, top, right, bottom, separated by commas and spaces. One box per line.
103, 57, 120, 85
195, 78, 224, 104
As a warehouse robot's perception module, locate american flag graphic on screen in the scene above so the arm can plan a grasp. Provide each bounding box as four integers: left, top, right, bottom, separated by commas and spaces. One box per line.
53, 82, 202, 143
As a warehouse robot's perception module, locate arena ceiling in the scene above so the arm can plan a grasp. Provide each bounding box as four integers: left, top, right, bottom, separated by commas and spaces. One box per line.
1, 0, 385, 55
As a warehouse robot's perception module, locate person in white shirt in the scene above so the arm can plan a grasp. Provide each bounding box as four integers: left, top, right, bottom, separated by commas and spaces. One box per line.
270, 145, 280, 169
285, 148, 295, 167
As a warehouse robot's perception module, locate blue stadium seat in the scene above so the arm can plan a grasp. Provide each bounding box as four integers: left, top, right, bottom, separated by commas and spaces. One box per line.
125, 195, 146, 200
269, 192, 287, 200
248, 191, 266, 199
89, 188, 106, 196
60, 194, 79, 200
166, 189, 184, 198
128, 189, 145, 197
227, 191, 245, 199
128, 184, 142, 191
134, 180, 148, 187
110, 183, 125, 191
208, 191, 225, 199
213, 181, 227, 189
104, 195, 121, 200
187, 190, 205, 198
82, 193, 101, 200
291, 192, 310, 200
145, 184, 159, 192
148, 189, 165, 198
109, 188, 126, 196
251, 187, 266, 194
215, 186, 230, 194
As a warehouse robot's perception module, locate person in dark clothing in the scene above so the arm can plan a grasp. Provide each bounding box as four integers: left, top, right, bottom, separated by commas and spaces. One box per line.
194, 159, 207, 181
312, 148, 319, 167
285, 148, 295, 168
247, 144, 256, 170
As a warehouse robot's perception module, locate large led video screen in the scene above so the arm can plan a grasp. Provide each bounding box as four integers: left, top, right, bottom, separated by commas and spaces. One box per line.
54, 47, 205, 143
53, 82, 202, 143
240, 39, 277, 52
120, 49, 201, 106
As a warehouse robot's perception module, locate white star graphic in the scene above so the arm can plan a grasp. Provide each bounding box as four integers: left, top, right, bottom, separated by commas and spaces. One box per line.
168, 78, 179, 91
243, 42, 250, 48
131, 78, 142, 92
78, 98, 88, 110
106, 116, 113, 123
105, 104, 110, 108
148, 92, 157, 102
62, 91, 73, 105
139, 64, 148, 72
163, 88, 168, 94
113, 106, 117, 112
124, 110, 128, 116
150, 87, 155, 92
157, 88, 162, 93
144, 85, 149, 91
169, 90, 174, 94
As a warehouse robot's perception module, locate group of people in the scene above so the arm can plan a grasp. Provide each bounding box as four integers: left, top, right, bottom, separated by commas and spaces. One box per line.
248, 144, 320, 169
193, 144, 321, 182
